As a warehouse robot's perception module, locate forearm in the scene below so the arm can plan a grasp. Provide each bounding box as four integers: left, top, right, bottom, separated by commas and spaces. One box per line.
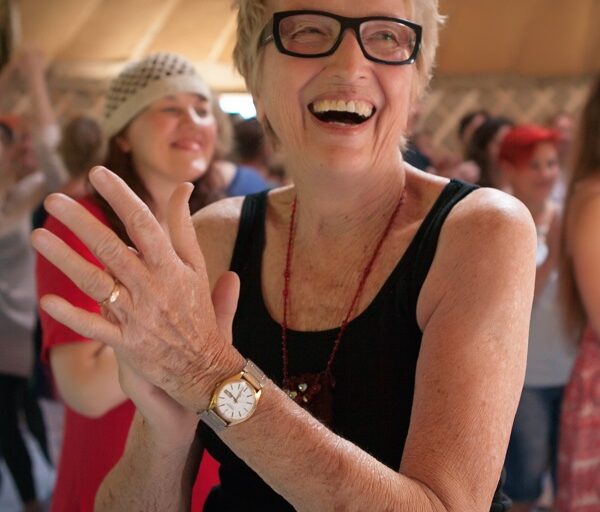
33, 125, 69, 192
95, 412, 199, 512
217, 383, 448, 512
0, 175, 45, 235
27, 68, 55, 129
51, 343, 128, 418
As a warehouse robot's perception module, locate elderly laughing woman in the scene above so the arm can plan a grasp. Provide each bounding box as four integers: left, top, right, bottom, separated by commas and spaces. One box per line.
33, 1, 536, 510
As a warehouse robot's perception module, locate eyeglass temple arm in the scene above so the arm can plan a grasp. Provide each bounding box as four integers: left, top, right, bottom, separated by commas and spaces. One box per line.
258, 18, 274, 47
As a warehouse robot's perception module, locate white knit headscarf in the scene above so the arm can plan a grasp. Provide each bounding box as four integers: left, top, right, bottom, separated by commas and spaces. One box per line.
102, 52, 212, 138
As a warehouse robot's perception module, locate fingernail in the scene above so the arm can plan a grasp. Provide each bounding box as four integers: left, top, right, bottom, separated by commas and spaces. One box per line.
90, 166, 108, 182
44, 193, 67, 213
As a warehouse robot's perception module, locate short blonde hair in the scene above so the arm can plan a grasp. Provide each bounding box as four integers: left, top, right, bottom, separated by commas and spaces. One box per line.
233, 0, 444, 99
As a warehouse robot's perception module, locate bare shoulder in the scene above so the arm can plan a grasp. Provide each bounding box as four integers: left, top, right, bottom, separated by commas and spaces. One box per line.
404, 165, 534, 237
443, 186, 535, 242
416, 185, 537, 328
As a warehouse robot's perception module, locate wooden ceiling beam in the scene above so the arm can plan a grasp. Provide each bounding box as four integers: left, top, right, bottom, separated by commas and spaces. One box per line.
206, 10, 237, 63
51, 58, 247, 92
129, 0, 182, 60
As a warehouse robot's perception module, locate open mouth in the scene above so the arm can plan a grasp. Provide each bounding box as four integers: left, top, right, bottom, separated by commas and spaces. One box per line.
309, 99, 375, 126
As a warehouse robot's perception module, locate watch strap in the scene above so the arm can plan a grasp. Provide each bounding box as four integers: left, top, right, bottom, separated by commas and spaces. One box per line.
199, 408, 228, 432
242, 359, 267, 390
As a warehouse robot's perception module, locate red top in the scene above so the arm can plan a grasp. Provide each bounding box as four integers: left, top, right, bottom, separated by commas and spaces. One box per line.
37, 196, 219, 511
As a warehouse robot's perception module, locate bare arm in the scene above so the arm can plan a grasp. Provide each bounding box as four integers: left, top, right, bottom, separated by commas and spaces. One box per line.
208, 190, 535, 511
49, 341, 127, 418
534, 204, 561, 299
570, 194, 600, 334
96, 410, 202, 512
18, 49, 69, 191
0, 172, 46, 235
34, 170, 535, 511
17, 49, 55, 130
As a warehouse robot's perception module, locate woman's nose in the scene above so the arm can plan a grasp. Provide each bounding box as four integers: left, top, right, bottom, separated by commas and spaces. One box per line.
326, 29, 369, 78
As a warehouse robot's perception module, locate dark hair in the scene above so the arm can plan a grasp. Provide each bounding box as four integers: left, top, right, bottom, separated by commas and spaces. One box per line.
0, 121, 14, 146
59, 116, 106, 178
457, 109, 489, 138
498, 124, 558, 167
560, 74, 600, 336
466, 116, 514, 188
94, 138, 224, 246
233, 117, 264, 161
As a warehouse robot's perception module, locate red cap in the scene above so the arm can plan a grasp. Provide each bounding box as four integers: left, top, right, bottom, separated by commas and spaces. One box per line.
0, 114, 22, 130
499, 124, 558, 166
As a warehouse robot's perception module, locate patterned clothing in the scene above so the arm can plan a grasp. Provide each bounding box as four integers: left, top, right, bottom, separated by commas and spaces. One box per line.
557, 327, 600, 511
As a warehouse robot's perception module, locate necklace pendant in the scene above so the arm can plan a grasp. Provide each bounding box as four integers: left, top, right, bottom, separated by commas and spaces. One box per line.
283, 371, 335, 426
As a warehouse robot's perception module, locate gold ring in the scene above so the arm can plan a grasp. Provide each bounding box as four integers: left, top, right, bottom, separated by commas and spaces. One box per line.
99, 280, 121, 306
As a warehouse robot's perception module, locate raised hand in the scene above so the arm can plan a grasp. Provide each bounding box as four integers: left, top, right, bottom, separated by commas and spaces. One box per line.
32, 166, 244, 412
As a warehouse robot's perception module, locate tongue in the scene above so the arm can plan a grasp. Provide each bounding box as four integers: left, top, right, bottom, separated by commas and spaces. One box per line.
313, 110, 367, 125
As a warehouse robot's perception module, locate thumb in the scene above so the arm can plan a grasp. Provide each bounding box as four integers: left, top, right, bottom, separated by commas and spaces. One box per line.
212, 271, 240, 343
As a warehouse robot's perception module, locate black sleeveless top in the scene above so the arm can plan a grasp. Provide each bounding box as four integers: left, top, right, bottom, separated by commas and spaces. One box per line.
200, 179, 510, 511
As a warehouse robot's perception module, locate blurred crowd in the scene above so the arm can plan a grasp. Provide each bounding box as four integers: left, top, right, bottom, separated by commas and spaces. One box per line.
0, 46, 599, 512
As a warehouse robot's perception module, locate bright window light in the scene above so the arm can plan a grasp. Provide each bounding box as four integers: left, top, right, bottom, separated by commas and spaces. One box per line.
219, 93, 256, 119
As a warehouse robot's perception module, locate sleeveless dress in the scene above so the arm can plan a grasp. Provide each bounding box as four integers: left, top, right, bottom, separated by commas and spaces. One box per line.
557, 326, 600, 511
199, 180, 510, 511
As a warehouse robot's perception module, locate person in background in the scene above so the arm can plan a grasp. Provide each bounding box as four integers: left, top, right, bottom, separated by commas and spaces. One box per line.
405, 124, 480, 183
211, 112, 273, 197
36, 52, 258, 512
458, 109, 489, 157
546, 111, 575, 204
467, 116, 514, 190
547, 112, 575, 171
499, 125, 578, 512
557, 74, 600, 512
35, 1, 535, 510
0, 49, 68, 234
32, 114, 106, 402
0, 48, 67, 512
58, 115, 106, 198
232, 117, 277, 181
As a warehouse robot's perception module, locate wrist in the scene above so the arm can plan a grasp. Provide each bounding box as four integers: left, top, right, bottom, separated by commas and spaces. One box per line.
136, 412, 196, 455
183, 342, 247, 412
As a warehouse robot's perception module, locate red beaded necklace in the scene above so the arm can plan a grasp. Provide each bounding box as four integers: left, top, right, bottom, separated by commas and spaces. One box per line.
281, 190, 406, 425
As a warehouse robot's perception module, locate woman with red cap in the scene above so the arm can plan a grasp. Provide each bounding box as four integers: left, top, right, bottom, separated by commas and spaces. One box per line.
499, 125, 578, 511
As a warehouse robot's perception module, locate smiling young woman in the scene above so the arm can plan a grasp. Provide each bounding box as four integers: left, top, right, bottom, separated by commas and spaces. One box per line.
35, 52, 270, 512
33, 2, 536, 511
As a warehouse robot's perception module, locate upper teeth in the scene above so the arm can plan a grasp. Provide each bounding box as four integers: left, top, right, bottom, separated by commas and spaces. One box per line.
312, 99, 374, 118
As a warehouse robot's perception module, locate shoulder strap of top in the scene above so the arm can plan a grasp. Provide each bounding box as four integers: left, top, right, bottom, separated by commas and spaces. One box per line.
407, 179, 478, 300
229, 190, 269, 276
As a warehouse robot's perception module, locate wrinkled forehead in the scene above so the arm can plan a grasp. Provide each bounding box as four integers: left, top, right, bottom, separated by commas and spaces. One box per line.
264, 0, 413, 19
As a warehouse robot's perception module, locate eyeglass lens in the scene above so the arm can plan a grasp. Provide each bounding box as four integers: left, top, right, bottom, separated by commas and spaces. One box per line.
278, 13, 417, 63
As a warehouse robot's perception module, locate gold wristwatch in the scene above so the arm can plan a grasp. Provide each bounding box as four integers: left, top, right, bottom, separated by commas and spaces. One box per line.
200, 359, 267, 432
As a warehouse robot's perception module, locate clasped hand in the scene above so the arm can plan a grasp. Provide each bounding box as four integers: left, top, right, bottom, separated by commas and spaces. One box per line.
32, 166, 242, 413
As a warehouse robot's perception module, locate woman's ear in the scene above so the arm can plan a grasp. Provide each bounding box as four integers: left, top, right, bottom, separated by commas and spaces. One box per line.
253, 95, 280, 152
115, 134, 131, 153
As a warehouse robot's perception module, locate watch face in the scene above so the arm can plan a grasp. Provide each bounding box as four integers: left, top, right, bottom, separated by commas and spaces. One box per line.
215, 380, 257, 422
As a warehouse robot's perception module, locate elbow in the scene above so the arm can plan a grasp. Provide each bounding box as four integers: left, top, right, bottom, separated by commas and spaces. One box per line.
56, 381, 125, 418
63, 395, 116, 419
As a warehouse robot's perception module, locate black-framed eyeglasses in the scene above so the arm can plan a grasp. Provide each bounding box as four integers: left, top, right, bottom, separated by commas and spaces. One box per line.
258, 10, 422, 66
